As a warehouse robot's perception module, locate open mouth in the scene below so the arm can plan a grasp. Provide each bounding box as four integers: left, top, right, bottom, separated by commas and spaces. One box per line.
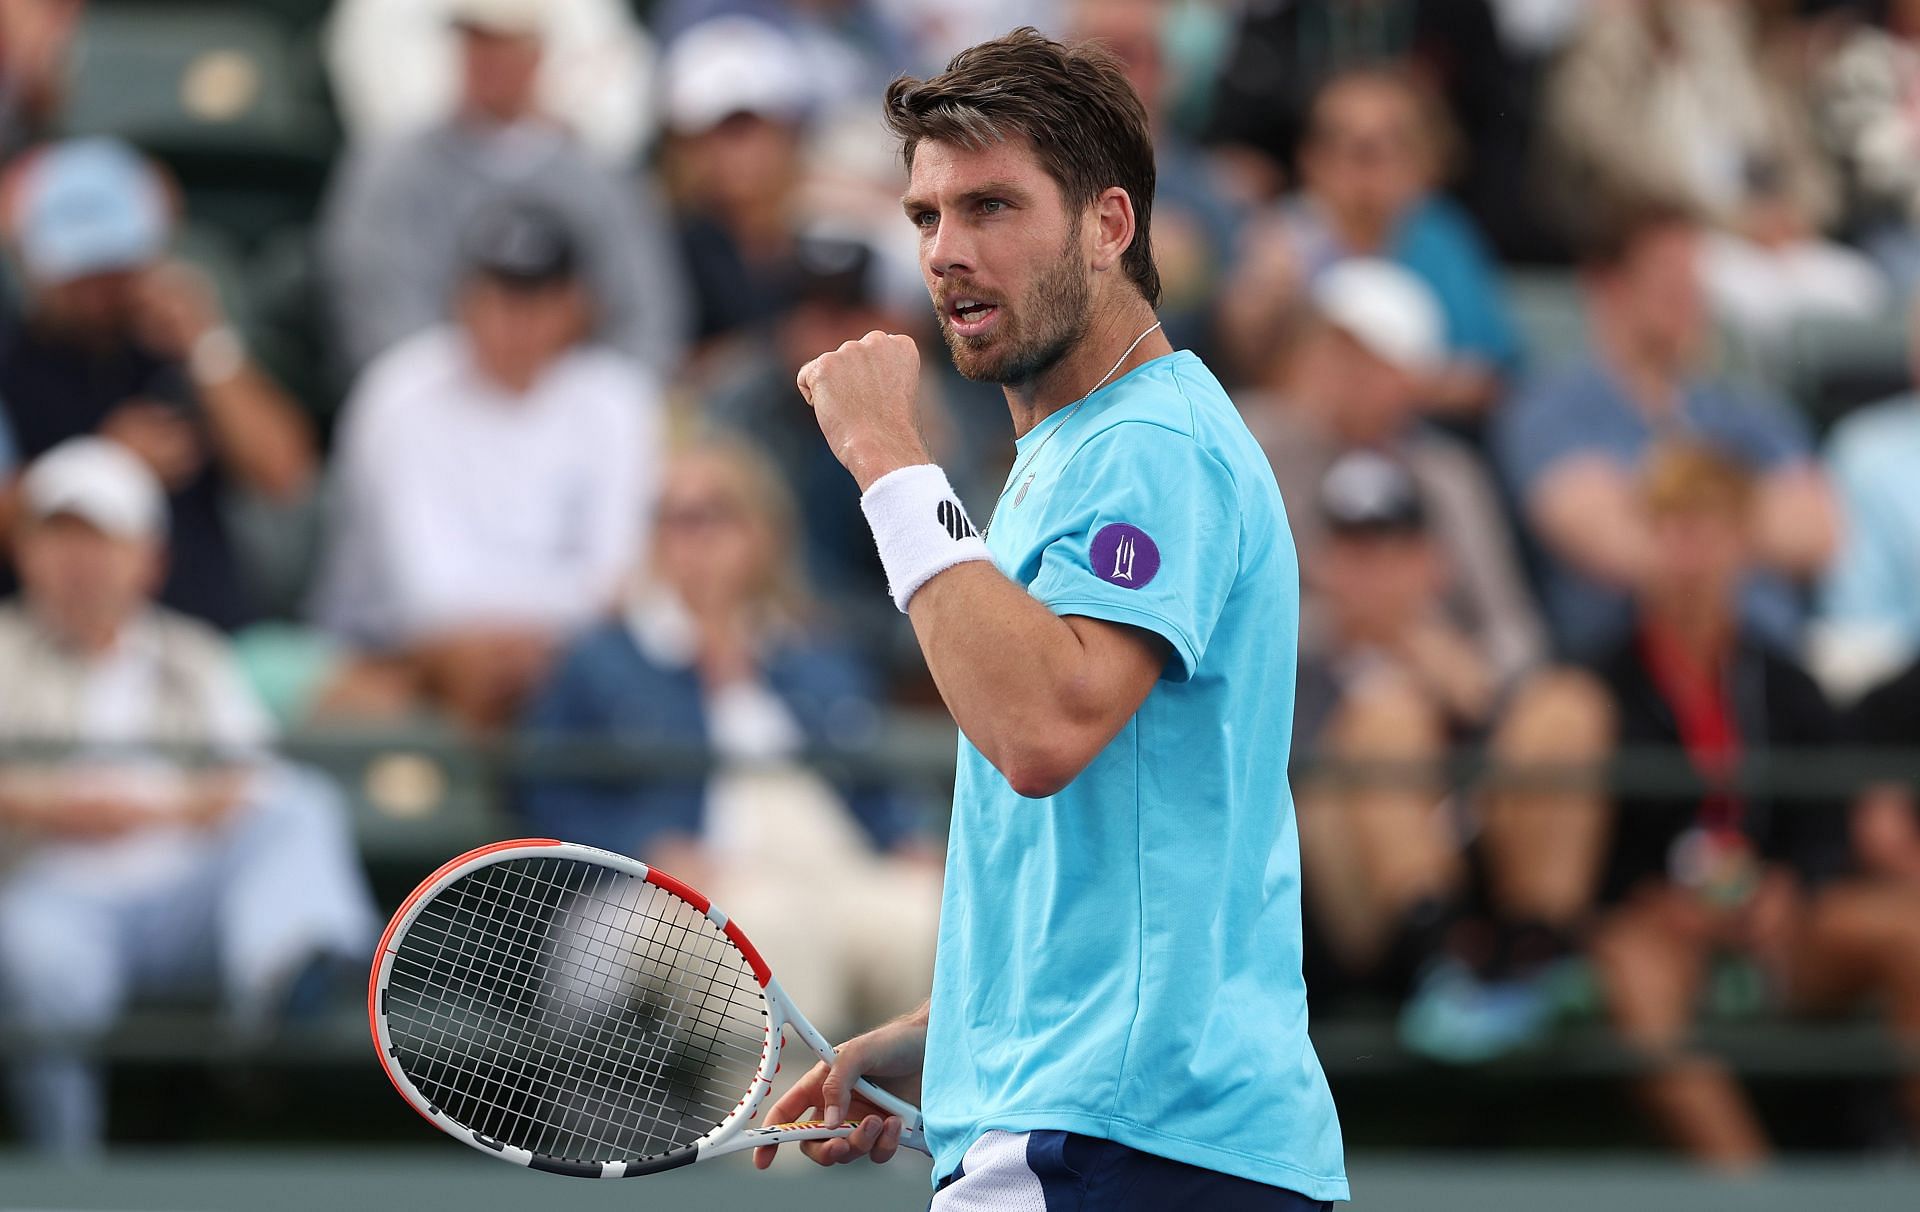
946, 297, 1002, 338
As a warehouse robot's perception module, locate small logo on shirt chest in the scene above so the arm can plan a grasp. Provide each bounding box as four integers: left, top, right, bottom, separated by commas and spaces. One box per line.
1089, 523, 1160, 588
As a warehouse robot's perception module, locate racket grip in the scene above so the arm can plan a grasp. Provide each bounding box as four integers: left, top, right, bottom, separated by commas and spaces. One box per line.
745, 1120, 930, 1155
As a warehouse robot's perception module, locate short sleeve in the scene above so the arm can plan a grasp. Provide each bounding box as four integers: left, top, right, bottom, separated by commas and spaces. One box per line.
1023, 424, 1241, 681
1701, 387, 1811, 469
1494, 370, 1597, 503
1821, 449, 1910, 627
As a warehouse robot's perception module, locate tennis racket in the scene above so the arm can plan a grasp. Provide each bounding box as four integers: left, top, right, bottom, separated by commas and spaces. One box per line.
368, 838, 926, 1178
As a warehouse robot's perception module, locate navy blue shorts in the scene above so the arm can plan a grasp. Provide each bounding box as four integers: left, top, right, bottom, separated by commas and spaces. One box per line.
930, 1129, 1335, 1211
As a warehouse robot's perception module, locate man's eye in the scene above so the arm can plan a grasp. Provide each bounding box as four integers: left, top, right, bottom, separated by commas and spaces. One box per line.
914, 211, 938, 228
980, 199, 1006, 215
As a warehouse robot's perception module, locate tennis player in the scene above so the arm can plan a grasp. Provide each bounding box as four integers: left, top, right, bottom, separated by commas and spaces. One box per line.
754, 28, 1348, 1209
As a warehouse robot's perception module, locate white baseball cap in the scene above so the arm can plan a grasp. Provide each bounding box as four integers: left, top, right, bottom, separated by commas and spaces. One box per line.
21, 437, 168, 540
664, 17, 814, 135
445, 0, 549, 37
1311, 259, 1446, 376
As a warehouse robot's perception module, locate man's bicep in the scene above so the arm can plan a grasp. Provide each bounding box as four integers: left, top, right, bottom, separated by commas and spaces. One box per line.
1027, 428, 1240, 678
1060, 613, 1171, 744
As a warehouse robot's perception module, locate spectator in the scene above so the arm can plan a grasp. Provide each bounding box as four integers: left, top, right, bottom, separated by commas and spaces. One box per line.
1248, 259, 1545, 691
520, 438, 938, 1037
317, 0, 686, 378
325, 0, 660, 167
1543, 0, 1838, 238
1849, 657, 1920, 885
0, 0, 80, 162
0, 138, 317, 631
653, 0, 916, 104
1249, 259, 1600, 1064
660, 16, 816, 355
703, 231, 898, 612
1821, 298, 1920, 650
1285, 455, 1612, 1061
879, 0, 1063, 69
1544, 1, 1886, 345
312, 199, 665, 733
1584, 443, 1920, 1166
1696, 197, 1889, 345
1817, 0, 1920, 292
0, 438, 375, 1156
1064, 0, 1243, 360
1220, 69, 1519, 416
1495, 200, 1839, 662
1202, 0, 1531, 252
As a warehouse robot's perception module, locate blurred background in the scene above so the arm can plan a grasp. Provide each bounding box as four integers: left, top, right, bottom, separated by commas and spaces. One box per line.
2, 0, 1920, 1208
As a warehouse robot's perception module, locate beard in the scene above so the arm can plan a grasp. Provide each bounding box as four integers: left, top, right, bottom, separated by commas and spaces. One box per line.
937, 226, 1093, 387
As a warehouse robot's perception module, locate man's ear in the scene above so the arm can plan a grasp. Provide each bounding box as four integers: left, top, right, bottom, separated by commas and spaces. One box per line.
1089, 186, 1137, 275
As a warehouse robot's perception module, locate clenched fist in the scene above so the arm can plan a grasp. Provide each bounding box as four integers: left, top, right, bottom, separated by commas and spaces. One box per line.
796, 331, 932, 491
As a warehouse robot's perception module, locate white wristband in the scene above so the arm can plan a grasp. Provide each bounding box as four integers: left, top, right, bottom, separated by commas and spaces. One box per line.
189, 325, 246, 387
860, 464, 990, 612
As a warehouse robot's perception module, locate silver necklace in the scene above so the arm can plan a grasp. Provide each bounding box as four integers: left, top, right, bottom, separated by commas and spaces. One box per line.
982, 320, 1163, 537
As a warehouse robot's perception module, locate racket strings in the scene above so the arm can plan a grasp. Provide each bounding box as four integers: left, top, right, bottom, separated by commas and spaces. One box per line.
390, 861, 764, 1161
382, 857, 769, 1165
415, 863, 763, 1159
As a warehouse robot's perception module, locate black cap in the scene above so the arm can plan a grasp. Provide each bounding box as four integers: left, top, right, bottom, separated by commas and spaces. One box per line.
780, 231, 877, 310
461, 199, 578, 287
1319, 449, 1428, 536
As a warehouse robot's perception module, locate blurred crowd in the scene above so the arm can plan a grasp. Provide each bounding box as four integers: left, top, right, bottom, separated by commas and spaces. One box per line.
5, 0, 1920, 1167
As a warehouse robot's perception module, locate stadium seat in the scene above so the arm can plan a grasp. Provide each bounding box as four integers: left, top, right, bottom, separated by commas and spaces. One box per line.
1504, 269, 1587, 369
62, 4, 338, 236
1779, 313, 1911, 433
66, 5, 327, 150
283, 724, 508, 868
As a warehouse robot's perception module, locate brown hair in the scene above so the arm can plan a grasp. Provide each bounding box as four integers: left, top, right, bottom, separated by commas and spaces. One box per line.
883, 27, 1161, 305
1639, 442, 1756, 521
1576, 195, 1700, 272
654, 435, 812, 620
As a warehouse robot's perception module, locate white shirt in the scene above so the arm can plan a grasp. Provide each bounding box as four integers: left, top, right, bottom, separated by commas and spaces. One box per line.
1701, 231, 1891, 343
315, 327, 663, 647
0, 607, 274, 891
324, 0, 659, 166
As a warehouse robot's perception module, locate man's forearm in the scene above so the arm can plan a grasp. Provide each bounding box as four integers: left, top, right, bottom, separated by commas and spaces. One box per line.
1754, 473, 1840, 577
905, 563, 1131, 798
198, 369, 317, 503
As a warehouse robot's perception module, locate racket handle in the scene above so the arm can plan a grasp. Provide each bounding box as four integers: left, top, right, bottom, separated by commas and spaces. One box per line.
743, 1120, 930, 1154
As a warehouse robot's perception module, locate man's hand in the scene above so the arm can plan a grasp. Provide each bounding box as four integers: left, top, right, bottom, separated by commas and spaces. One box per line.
131, 261, 226, 362
100, 399, 207, 491
796, 331, 931, 492
751, 1010, 927, 1170
410, 627, 557, 733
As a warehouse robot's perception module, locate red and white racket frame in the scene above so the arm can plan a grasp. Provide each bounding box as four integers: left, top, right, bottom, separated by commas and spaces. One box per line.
368, 838, 927, 1178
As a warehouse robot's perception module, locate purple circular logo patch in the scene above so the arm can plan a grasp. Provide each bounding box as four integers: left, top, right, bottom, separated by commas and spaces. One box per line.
1089, 523, 1160, 589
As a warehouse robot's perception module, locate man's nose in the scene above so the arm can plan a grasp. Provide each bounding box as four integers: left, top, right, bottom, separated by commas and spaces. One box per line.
925, 222, 976, 280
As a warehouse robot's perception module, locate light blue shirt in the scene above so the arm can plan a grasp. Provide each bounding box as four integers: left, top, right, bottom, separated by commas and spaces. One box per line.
921, 351, 1348, 1202
1821, 396, 1920, 640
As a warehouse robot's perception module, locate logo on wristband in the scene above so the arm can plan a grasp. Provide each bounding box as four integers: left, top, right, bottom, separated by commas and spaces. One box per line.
1090, 523, 1159, 588
936, 499, 978, 541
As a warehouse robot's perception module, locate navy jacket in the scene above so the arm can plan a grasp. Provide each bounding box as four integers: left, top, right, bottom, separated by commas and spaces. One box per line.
517, 616, 918, 858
